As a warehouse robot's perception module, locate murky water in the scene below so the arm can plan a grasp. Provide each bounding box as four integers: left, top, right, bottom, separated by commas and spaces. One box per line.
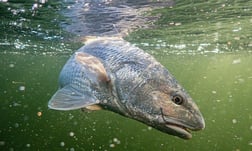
1, 0, 252, 151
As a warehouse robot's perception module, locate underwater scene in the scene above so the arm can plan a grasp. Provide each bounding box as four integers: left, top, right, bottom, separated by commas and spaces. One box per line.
0, 0, 252, 150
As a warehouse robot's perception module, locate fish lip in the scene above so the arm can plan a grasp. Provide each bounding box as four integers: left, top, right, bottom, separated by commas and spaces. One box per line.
164, 123, 192, 139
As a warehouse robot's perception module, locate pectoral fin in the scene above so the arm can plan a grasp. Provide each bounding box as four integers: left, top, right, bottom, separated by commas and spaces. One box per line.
48, 86, 99, 111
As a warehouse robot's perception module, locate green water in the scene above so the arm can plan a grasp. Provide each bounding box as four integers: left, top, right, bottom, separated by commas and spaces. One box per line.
1, 0, 252, 151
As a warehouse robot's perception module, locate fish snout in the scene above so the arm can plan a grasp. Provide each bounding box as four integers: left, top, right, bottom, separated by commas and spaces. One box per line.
190, 111, 205, 131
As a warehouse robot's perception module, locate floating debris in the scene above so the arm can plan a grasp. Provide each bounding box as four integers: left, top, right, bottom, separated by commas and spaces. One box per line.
232, 58, 241, 64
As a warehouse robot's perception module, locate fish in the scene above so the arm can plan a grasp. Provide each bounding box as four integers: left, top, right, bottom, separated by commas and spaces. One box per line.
48, 37, 205, 139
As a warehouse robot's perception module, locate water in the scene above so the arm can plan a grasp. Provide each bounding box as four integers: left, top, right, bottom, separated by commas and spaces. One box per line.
0, 0, 252, 150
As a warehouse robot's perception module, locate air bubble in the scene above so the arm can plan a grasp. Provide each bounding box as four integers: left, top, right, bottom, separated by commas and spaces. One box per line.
232, 119, 237, 124
60, 141, 65, 147
248, 141, 252, 146
14, 123, 19, 128
9, 64, 15, 68
212, 91, 217, 94
70, 148, 75, 151
0, 141, 5, 146
69, 132, 75, 137
232, 58, 241, 64
19, 86, 25, 91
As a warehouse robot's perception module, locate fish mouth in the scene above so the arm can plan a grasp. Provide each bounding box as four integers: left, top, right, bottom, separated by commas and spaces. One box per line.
160, 108, 195, 139
165, 123, 192, 139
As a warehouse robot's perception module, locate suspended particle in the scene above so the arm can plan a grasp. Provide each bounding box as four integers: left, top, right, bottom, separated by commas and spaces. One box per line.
0, 141, 5, 146
9, 64, 15, 68
19, 86, 25, 91
37, 111, 42, 117
232, 119, 237, 124
109, 144, 115, 148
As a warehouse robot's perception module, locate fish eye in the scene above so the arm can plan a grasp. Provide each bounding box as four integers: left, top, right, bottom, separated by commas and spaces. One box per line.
172, 94, 184, 105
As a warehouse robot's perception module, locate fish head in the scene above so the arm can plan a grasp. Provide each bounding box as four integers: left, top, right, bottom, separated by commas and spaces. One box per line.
129, 74, 205, 139
147, 88, 205, 139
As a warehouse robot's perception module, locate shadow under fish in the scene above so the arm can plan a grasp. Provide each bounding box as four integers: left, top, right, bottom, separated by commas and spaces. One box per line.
48, 37, 205, 139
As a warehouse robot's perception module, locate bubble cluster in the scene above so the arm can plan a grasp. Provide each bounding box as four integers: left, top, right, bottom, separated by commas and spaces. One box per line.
113, 138, 120, 144
109, 137, 121, 148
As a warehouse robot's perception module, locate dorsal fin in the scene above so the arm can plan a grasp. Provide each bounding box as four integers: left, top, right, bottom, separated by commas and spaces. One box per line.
82, 36, 98, 44
75, 52, 110, 83
82, 36, 123, 45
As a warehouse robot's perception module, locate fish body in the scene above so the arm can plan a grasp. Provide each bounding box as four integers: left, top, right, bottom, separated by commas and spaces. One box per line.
48, 37, 205, 139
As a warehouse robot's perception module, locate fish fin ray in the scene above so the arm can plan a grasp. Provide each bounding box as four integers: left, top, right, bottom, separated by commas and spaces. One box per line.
48, 86, 99, 111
